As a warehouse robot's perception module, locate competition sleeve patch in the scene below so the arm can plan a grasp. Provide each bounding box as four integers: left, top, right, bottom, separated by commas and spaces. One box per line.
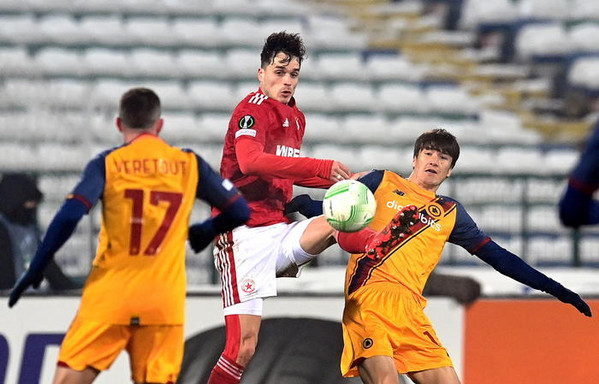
347, 197, 457, 295
235, 114, 257, 138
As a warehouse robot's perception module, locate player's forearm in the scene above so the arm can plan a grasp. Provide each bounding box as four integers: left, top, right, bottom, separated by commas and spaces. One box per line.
30, 198, 87, 273
476, 241, 550, 291
236, 139, 333, 180
294, 176, 334, 189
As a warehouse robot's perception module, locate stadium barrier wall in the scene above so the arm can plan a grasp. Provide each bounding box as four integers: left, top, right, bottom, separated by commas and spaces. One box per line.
1, 294, 595, 383
464, 298, 599, 384
0, 294, 462, 384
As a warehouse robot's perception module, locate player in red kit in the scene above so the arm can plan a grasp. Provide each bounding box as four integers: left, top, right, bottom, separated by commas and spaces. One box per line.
188, 32, 353, 384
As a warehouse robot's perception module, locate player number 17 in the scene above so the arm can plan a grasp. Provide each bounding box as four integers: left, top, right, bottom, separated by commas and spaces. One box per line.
124, 188, 183, 256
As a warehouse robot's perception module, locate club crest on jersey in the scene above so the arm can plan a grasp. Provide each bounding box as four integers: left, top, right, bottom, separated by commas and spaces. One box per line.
362, 338, 373, 349
282, 118, 289, 127
426, 203, 443, 218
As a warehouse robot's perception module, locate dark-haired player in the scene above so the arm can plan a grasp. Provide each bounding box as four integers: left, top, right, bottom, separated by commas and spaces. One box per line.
9, 87, 250, 384
331, 129, 591, 384
191, 32, 355, 384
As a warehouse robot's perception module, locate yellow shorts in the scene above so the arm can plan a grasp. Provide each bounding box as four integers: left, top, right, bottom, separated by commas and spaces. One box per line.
58, 316, 183, 383
341, 283, 453, 377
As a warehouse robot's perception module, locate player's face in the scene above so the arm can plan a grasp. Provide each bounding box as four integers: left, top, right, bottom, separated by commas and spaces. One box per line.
257, 52, 300, 104
409, 149, 453, 192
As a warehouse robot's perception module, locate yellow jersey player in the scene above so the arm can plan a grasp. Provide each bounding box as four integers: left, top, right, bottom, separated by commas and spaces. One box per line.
8, 88, 249, 384
287, 129, 592, 384
334, 129, 591, 384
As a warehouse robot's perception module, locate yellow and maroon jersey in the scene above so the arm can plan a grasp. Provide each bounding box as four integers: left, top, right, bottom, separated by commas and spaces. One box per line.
345, 170, 490, 303
65, 134, 239, 325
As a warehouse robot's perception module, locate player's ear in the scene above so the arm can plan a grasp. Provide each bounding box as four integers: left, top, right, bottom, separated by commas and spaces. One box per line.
257, 67, 264, 83
116, 117, 124, 132
155, 118, 164, 135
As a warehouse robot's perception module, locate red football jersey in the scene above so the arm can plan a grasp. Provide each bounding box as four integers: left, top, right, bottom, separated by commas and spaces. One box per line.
220, 89, 307, 227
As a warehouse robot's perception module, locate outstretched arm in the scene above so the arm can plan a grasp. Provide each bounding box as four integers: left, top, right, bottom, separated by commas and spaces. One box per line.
476, 241, 592, 317
8, 198, 88, 307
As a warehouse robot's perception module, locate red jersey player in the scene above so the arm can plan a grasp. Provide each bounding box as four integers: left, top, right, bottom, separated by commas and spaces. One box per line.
193, 32, 353, 384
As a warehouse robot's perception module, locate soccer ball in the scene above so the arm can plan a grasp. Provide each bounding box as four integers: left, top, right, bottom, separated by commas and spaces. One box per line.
322, 179, 377, 232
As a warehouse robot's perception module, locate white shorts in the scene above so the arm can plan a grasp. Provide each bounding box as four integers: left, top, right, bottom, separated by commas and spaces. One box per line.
213, 218, 316, 310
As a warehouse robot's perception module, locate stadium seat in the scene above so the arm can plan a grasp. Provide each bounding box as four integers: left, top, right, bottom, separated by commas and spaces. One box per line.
220, 18, 264, 48
518, 0, 572, 21
91, 79, 139, 109
494, 147, 546, 174
302, 114, 343, 143
225, 49, 261, 80
79, 15, 129, 46
187, 81, 237, 111
317, 52, 367, 81
33, 48, 86, 76
453, 146, 497, 174
479, 205, 523, 232
310, 144, 362, 170
568, 23, 599, 54
160, 112, 201, 143
172, 18, 222, 48
292, 83, 332, 112
141, 81, 192, 110
129, 48, 180, 78
0, 142, 38, 171
124, 16, 177, 47
175, 50, 226, 79
0, 46, 37, 76
304, 14, 367, 50
38, 14, 86, 45
543, 149, 579, 175
82, 48, 133, 77
527, 236, 572, 265
37, 143, 92, 172
376, 83, 429, 114
358, 145, 406, 170
515, 22, 571, 61
0, 14, 45, 45
527, 206, 564, 233
458, 0, 519, 30
196, 113, 231, 142
567, 55, 599, 89
365, 54, 422, 82
330, 82, 378, 112
424, 85, 480, 116
341, 114, 391, 144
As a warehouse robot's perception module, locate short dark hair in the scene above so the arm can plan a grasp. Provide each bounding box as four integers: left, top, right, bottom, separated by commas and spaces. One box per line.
413, 128, 460, 168
260, 31, 306, 68
118, 87, 161, 129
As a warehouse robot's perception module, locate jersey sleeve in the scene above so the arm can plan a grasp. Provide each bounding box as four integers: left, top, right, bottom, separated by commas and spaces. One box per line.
195, 154, 240, 210
447, 198, 491, 253
358, 169, 384, 194
69, 151, 109, 210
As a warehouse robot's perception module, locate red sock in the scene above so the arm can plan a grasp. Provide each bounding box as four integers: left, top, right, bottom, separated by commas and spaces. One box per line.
207, 355, 244, 384
337, 227, 377, 253
208, 315, 244, 384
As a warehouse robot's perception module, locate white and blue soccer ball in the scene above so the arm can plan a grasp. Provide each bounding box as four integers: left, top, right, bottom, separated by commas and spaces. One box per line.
322, 179, 377, 232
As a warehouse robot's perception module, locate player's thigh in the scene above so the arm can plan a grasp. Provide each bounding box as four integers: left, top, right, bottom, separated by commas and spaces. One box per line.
407, 366, 461, 384
359, 355, 401, 384
58, 317, 129, 373
298, 215, 336, 254
128, 325, 183, 384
